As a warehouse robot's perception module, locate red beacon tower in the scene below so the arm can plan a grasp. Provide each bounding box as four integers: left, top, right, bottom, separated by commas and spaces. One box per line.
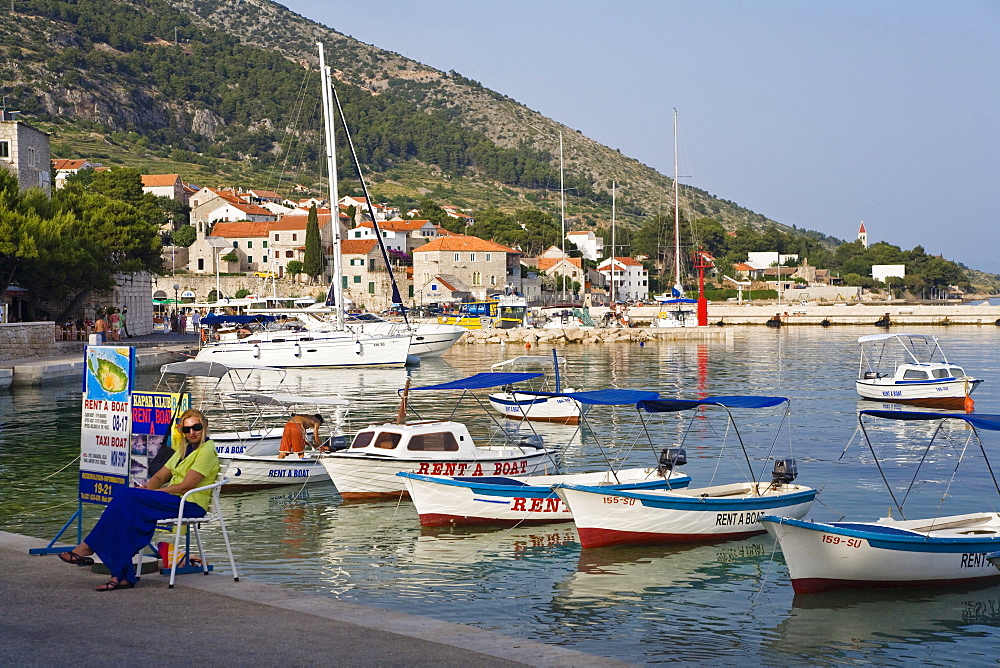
694, 249, 714, 327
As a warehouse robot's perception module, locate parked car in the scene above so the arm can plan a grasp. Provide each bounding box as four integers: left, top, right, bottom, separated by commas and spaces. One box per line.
252, 271, 276, 278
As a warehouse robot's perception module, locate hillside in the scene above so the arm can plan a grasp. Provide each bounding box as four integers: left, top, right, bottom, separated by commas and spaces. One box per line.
6, 0, 779, 233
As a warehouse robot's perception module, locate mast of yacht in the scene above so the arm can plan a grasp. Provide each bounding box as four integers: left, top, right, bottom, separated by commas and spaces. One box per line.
559, 131, 566, 301
672, 108, 683, 298
318, 42, 344, 331
610, 180, 616, 305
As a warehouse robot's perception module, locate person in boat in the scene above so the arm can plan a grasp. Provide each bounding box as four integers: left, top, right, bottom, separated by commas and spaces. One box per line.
277, 413, 326, 459
58, 409, 219, 591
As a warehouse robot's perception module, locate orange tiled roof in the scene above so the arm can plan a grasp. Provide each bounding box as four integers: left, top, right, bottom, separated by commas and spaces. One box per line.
341, 239, 378, 255
358, 219, 431, 232
536, 257, 582, 272
413, 235, 517, 254
272, 214, 333, 231
141, 174, 180, 187
51, 159, 89, 171
209, 221, 272, 238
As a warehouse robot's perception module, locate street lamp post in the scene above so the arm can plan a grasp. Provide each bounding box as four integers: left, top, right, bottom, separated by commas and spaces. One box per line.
173, 283, 180, 333
215, 252, 222, 304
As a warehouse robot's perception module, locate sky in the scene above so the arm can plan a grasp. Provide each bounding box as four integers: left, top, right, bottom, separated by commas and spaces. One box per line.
280, 0, 1000, 273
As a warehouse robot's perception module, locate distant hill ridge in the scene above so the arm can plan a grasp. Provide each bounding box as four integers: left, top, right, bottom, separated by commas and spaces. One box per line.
4, 0, 795, 237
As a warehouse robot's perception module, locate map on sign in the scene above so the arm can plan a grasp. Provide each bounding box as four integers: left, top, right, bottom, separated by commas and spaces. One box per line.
85, 348, 131, 400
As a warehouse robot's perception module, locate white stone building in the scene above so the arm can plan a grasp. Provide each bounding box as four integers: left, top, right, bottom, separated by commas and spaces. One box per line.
0, 111, 51, 196
597, 257, 649, 301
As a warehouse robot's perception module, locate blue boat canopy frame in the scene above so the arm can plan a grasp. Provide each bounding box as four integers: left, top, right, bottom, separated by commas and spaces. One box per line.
858, 409, 1000, 518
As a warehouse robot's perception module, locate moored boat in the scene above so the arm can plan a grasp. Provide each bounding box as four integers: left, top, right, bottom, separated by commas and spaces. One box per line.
855, 333, 982, 410
762, 410, 1000, 594
400, 388, 693, 526
319, 372, 561, 500
487, 352, 582, 424
554, 395, 816, 548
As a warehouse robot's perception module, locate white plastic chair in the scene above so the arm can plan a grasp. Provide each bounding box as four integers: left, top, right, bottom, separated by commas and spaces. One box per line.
141, 477, 240, 588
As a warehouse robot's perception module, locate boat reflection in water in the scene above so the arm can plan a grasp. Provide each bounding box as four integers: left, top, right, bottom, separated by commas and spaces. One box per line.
555, 536, 770, 605
769, 585, 1000, 662
411, 523, 579, 566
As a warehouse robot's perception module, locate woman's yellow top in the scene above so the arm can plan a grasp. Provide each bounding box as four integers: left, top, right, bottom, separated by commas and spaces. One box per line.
164, 440, 220, 511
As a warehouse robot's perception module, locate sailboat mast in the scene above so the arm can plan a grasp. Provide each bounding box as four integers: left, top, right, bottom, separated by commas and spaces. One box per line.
611, 180, 616, 305
673, 108, 682, 296
559, 131, 566, 301
318, 43, 344, 331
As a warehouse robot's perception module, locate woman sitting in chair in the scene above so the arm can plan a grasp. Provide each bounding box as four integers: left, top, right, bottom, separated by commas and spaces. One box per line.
58, 409, 220, 591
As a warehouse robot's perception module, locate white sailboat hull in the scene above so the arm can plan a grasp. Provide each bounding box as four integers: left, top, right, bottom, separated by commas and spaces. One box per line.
195, 332, 411, 368
761, 513, 1000, 594
320, 449, 560, 500
555, 481, 816, 548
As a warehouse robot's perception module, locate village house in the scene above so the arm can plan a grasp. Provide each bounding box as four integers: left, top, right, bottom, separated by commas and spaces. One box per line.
0, 111, 51, 196
52, 158, 100, 189
347, 219, 439, 253
270, 209, 349, 281
413, 235, 522, 301
566, 230, 604, 261
339, 239, 406, 311
597, 257, 649, 301
536, 256, 585, 290
187, 220, 241, 284
205, 221, 273, 274
140, 173, 187, 204
190, 187, 277, 226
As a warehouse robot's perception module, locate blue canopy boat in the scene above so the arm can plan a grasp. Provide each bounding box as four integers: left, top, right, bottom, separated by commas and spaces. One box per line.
553, 395, 816, 548
762, 410, 1000, 594
399, 388, 695, 526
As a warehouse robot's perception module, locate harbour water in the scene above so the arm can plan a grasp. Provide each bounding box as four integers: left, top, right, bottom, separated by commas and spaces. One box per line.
3, 326, 1000, 664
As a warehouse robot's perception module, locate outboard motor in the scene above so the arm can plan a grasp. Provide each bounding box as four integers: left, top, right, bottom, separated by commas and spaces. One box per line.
658, 447, 687, 475
326, 435, 348, 452
519, 434, 545, 449
772, 458, 798, 485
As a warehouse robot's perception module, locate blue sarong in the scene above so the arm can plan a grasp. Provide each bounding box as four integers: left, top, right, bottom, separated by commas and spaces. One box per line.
85, 487, 206, 584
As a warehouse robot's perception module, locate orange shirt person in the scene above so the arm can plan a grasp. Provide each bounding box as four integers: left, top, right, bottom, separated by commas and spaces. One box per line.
277, 414, 325, 459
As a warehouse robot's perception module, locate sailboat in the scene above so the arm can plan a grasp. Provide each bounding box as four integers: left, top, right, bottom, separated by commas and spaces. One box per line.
652, 109, 699, 328
195, 44, 411, 368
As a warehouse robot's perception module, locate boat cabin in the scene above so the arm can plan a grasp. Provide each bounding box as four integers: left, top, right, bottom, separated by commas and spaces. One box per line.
878, 363, 969, 383
350, 421, 474, 454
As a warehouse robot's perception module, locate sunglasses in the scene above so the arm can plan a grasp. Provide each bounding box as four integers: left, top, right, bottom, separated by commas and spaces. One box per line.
181, 423, 204, 434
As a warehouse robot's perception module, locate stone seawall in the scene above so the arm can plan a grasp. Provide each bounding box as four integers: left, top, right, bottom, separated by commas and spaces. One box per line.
459, 326, 730, 345
0, 323, 58, 362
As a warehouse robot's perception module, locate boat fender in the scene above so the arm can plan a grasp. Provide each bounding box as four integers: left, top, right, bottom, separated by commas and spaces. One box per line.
820, 319, 832, 327
772, 458, 798, 485
355, 340, 363, 355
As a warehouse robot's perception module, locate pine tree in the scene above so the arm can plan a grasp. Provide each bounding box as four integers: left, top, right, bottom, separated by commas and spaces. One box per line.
303, 204, 324, 283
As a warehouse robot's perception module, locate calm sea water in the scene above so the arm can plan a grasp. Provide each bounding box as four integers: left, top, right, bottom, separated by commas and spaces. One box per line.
4, 326, 1000, 664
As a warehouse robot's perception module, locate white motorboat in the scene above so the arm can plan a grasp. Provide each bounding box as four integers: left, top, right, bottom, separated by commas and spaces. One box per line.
651, 298, 698, 328
553, 396, 815, 548
319, 372, 561, 500
763, 410, 1000, 594
400, 387, 694, 526
157, 360, 351, 488
855, 333, 982, 410
487, 353, 582, 424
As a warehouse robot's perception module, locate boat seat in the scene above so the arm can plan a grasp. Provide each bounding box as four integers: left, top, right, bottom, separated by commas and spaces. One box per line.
911, 515, 997, 533
136, 477, 239, 588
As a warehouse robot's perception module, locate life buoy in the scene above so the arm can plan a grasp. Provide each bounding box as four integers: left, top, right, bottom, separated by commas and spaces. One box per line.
200, 328, 207, 343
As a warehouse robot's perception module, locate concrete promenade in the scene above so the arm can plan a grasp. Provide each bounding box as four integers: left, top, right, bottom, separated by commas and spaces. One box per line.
0, 331, 199, 388
0, 531, 626, 667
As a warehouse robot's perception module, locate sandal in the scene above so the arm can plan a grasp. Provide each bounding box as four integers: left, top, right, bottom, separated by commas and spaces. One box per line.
96, 579, 134, 592
58, 551, 95, 567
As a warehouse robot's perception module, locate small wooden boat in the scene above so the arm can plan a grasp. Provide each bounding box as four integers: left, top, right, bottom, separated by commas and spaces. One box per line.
487, 353, 582, 424
554, 396, 816, 548
400, 388, 692, 526
319, 372, 560, 500
855, 333, 982, 410
763, 410, 1000, 594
